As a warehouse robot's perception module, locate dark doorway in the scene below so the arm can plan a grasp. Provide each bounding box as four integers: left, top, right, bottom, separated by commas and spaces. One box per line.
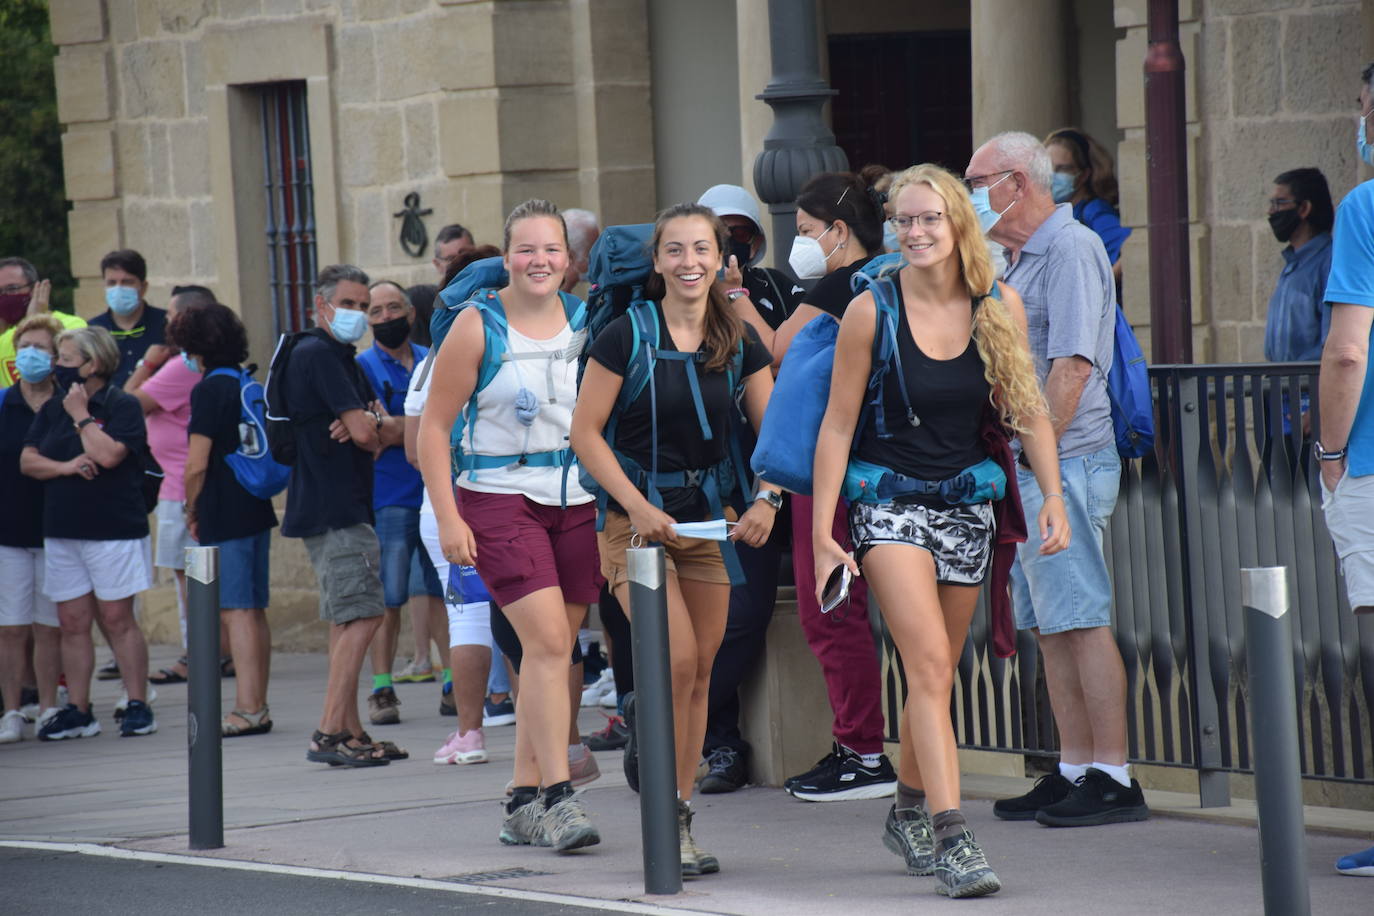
828, 31, 972, 174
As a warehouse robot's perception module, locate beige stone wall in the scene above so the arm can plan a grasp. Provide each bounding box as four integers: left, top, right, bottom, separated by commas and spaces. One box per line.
49, 0, 655, 330
1115, 0, 1367, 363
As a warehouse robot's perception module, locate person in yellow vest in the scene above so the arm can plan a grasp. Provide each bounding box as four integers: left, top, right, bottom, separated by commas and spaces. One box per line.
0, 258, 85, 387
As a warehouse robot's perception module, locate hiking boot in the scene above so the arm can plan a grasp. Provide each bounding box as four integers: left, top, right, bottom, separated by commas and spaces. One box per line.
789, 744, 896, 802
992, 772, 1074, 821
433, 728, 487, 765
1035, 768, 1149, 827
37, 704, 100, 741
541, 793, 600, 852
882, 804, 936, 875
568, 742, 601, 787
934, 829, 1002, 898
584, 714, 629, 751
622, 692, 639, 793
368, 687, 401, 726
678, 800, 718, 876
119, 700, 157, 737
499, 799, 550, 847
784, 742, 844, 793
699, 746, 748, 794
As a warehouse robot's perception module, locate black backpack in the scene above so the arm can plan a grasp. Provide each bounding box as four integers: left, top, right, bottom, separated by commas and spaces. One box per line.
263, 330, 316, 466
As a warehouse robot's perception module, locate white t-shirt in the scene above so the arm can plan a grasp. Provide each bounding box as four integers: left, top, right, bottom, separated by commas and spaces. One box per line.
404, 353, 437, 518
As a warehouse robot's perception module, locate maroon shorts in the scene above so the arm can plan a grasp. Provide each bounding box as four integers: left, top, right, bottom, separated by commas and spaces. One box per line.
458, 489, 603, 607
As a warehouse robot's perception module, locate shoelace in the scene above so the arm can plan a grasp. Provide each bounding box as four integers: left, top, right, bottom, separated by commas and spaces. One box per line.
706, 746, 739, 772
897, 811, 933, 848
545, 795, 589, 832
590, 714, 624, 738
946, 836, 990, 874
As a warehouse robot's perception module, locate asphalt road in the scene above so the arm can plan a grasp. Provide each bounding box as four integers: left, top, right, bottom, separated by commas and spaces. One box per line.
4, 847, 644, 916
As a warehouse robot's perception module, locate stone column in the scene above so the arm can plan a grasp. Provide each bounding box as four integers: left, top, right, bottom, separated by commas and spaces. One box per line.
970, 0, 1070, 144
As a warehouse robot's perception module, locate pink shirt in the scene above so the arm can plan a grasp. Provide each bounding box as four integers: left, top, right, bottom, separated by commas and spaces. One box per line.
139, 358, 199, 501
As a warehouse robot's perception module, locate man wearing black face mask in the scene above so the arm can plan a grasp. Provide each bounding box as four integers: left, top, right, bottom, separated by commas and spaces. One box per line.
356, 280, 441, 727
1265, 167, 1335, 362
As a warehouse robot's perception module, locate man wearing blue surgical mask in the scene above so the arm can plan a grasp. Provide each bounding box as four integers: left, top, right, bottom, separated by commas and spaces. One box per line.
88, 249, 166, 388
967, 132, 1148, 828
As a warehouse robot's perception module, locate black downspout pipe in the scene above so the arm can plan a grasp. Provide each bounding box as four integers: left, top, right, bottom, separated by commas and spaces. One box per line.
751, 0, 848, 259
1145, 0, 1193, 363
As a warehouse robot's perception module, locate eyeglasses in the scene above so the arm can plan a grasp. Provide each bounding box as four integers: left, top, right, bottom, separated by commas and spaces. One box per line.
723, 224, 757, 245
888, 212, 945, 233
962, 170, 1013, 192
1267, 197, 1296, 213
0, 283, 33, 295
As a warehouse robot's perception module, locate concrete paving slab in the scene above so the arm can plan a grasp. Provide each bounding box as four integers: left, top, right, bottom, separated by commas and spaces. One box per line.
2, 647, 1371, 915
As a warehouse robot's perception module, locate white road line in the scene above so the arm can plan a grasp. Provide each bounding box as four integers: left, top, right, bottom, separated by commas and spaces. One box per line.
0, 840, 724, 916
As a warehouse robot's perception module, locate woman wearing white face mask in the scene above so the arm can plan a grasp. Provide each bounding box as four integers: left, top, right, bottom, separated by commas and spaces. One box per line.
751, 172, 901, 803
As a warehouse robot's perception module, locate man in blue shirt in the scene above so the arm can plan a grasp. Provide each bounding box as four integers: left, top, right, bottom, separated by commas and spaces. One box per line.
1318, 61, 1374, 879
1265, 168, 1334, 363
356, 281, 444, 726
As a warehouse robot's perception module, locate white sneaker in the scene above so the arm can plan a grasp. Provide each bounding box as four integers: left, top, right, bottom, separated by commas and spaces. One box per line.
599, 686, 618, 709
0, 709, 24, 743
580, 669, 613, 707
19, 702, 39, 722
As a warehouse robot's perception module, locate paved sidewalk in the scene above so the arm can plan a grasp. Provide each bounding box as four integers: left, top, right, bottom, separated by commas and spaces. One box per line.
1, 649, 1370, 915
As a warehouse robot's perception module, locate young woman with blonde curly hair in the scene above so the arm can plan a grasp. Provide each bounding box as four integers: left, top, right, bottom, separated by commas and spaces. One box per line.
811, 163, 1070, 899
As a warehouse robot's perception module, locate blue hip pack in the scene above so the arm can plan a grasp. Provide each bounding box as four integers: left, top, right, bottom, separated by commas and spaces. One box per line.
843, 456, 1006, 506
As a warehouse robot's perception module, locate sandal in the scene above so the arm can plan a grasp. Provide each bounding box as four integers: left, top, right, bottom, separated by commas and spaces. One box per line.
306, 729, 390, 767
222, 706, 272, 737
357, 730, 409, 760
150, 657, 190, 685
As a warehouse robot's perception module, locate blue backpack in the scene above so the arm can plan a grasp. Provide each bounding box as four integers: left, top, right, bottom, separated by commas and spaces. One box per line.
420, 256, 588, 478
1104, 304, 1154, 458
579, 225, 750, 585
205, 367, 292, 500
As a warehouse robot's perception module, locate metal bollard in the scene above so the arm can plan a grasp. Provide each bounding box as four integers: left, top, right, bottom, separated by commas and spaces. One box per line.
185, 545, 224, 850
626, 546, 681, 895
1241, 567, 1310, 916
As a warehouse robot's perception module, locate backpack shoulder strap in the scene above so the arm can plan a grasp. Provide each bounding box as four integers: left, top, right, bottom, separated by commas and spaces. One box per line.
618, 299, 660, 410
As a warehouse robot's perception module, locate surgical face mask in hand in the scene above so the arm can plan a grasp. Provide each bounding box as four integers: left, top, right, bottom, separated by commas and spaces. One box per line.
670, 519, 734, 541
328, 305, 369, 344
105, 285, 141, 316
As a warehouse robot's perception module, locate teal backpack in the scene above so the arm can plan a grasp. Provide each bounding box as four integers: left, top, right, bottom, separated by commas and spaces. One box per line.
420, 256, 588, 479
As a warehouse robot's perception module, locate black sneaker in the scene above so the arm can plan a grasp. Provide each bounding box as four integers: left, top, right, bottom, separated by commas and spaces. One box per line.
934, 829, 1002, 898
992, 772, 1074, 821
882, 804, 936, 875
789, 744, 896, 802
783, 742, 844, 794
1035, 768, 1150, 827
584, 714, 629, 752
698, 746, 747, 794
119, 700, 157, 737
37, 704, 100, 741
622, 691, 639, 793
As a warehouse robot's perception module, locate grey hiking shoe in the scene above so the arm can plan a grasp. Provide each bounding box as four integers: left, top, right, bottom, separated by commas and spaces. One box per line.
933, 830, 1001, 898
882, 804, 936, 875
678, 800, 718, 876
540, 793, 600, 852
498, 799, 549, 847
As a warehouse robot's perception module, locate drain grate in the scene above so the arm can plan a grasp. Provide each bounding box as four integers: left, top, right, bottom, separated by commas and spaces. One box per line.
443, 866, 554, 884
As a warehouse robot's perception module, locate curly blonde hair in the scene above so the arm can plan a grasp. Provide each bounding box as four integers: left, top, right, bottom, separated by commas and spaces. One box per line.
886, 164, 1046, 433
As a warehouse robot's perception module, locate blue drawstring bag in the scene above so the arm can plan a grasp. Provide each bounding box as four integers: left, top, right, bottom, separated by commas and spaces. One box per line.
749, 313, 839, 494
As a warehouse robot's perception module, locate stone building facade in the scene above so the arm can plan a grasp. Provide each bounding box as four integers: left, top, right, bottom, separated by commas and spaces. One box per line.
47, 0, 1374, 369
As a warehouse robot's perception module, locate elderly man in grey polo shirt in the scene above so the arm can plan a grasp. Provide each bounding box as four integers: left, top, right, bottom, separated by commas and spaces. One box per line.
965, 131, 1149, 827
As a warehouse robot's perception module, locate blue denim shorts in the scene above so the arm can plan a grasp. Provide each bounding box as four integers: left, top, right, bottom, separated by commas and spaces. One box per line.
375, 505, 442, 607
205, 530, 271, 611
1010, 444, 1120, 634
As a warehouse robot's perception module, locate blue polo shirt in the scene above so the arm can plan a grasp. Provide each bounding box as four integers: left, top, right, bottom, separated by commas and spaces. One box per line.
1325, 181, 1374, 478
1266, 232, 1332, 362
357, 341, 427, 510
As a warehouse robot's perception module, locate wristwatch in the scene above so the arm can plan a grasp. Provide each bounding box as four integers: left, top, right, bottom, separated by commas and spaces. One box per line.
368, 409, 383, 430
754, 489, 784, 510
1314, 440, 1348, 461
75, 416, 97, 432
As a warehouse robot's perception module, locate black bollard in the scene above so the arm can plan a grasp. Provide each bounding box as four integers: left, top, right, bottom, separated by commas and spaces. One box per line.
186, 545, 223, 850
627, 545, 681, 895
1242, 566, 1309, 916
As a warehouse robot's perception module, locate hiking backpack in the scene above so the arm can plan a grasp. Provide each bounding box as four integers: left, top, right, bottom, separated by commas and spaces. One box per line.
1104, 304, 1154, 458
206, 366, 292, 499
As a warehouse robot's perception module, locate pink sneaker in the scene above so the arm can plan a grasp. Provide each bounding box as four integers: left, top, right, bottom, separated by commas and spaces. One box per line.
433, 728, 488, 765
569, 742, 601, 786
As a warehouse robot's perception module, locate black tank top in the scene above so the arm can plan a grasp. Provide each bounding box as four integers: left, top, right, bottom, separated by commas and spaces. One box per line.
853, 280, 991, 483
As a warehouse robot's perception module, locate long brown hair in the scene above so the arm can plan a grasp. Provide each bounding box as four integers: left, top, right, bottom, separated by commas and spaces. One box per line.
1044, 128, 1120, 209
643, 203, 744, 372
